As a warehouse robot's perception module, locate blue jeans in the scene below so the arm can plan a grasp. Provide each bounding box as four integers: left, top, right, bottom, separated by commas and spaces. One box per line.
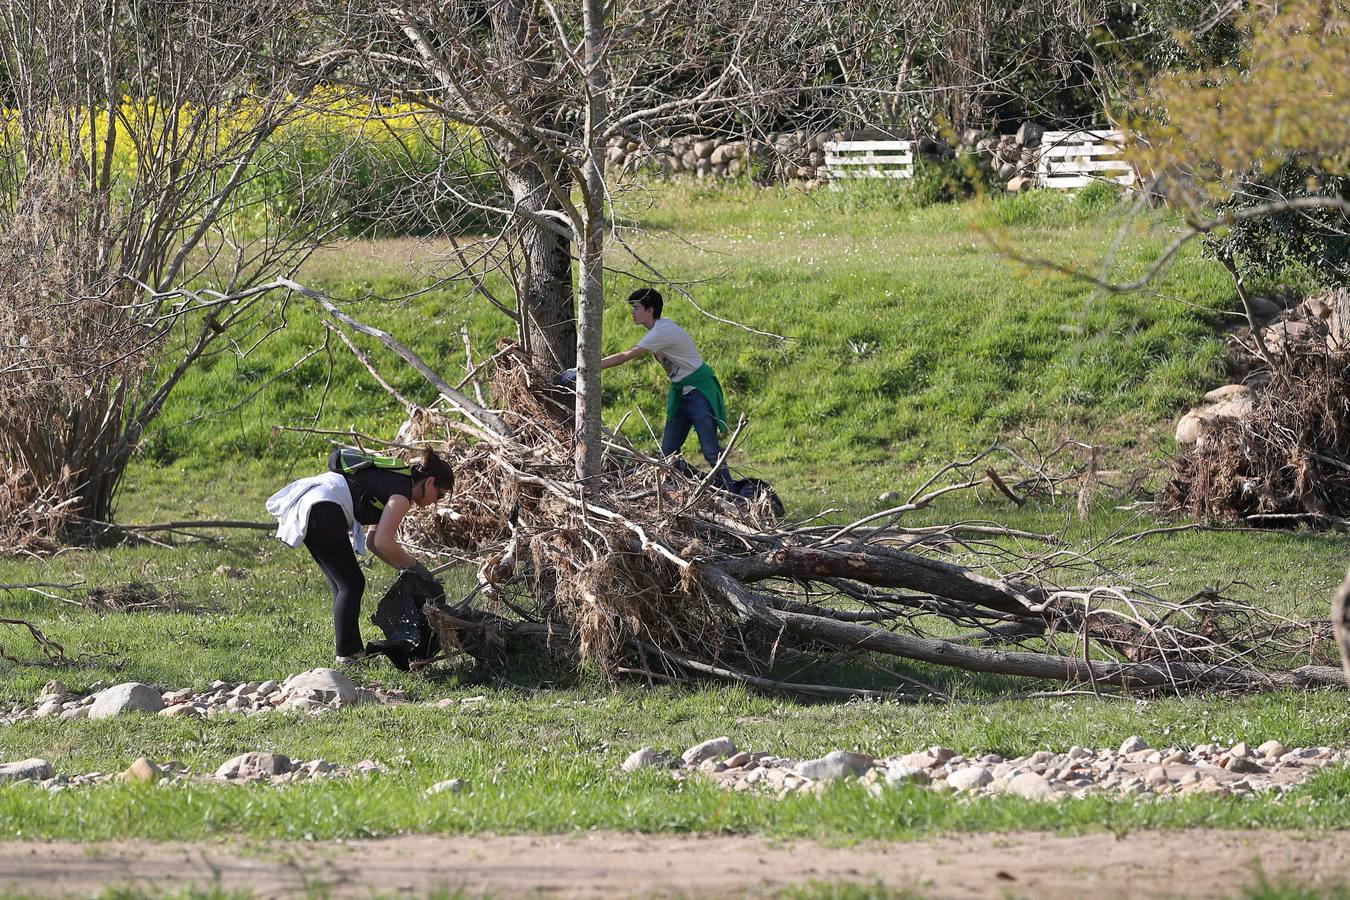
662, 388, 734, 491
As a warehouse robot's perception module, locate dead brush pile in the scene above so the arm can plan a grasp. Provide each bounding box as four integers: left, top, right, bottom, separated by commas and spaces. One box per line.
377, 342, 1342, 699
1164, 343, 1350, 527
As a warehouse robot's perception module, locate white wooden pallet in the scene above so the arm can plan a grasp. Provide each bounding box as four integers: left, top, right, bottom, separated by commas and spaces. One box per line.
1037, 130, 1137, 190
824, 140, 914, 181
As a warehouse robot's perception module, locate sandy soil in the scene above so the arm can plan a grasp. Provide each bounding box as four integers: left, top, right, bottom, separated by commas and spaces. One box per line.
1, 829, 1346, 898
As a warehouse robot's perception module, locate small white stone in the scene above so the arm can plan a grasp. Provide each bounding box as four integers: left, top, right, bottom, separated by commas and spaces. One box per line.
946, 766, 992, 792
681, 737, 735, 766
621, 748, 661, 772
1119, 736, 1149, 754
426, 778, 465, 795
1008, 772, 1054, 800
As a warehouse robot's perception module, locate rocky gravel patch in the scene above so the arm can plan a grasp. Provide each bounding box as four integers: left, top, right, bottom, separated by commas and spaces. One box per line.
0, 752, 386, 793
627, 735, 1346, 801
2, 669, 410, 725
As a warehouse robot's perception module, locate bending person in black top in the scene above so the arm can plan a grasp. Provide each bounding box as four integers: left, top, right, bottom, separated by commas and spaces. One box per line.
268, 449, 454, 666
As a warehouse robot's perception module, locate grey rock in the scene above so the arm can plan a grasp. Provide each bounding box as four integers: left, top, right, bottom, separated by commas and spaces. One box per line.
89, 683, 164, 719
1230, 742, 1251, 758
621, 747, 662, 772
279, 669, 357, 709
1145, 766, 1170, 787
1119, 736, 1149, 754
1008, 772, 1054, 800
0, 758, 55, 783
946, 766, 992, 791
681, 737, 735, 767
35, 700, 62, 718
795, 750, 873, 782
60, 706, 90, 721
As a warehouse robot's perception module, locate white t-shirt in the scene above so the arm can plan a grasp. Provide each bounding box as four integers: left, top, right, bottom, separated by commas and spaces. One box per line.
636, 318, 703, 390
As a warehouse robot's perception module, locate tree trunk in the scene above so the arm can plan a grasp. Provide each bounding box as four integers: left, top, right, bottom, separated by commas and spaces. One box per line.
506, 164, 575, 372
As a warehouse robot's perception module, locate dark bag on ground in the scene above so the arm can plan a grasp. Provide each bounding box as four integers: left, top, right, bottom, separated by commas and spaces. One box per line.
730, 476, 785, 518
365, 570, 443, 671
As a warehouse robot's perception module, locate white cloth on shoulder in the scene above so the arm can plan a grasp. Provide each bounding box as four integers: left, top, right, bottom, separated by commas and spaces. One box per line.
265, 471, 366, 555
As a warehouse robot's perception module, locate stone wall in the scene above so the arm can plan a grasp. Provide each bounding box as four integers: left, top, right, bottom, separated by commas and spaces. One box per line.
606, 120, 1055, 189
605, 128, 912, 183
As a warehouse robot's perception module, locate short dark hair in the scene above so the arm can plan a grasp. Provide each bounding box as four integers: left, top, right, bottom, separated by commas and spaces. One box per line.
627, 288, 663, 319
411, 449, 454, 496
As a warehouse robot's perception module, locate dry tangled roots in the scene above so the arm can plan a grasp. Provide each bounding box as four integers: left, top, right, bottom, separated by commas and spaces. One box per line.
372, 345, 1344, 699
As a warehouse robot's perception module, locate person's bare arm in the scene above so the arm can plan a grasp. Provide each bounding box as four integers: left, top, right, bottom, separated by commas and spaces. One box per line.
601, 346, 648, 369
367, 495, 416, 569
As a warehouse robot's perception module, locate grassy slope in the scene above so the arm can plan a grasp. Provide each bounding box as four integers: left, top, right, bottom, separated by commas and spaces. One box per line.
140, 182, 1233, 509
1, 182, 1348, 849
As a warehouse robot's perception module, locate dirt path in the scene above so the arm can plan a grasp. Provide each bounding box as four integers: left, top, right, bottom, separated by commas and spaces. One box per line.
1, 829, 1346, 898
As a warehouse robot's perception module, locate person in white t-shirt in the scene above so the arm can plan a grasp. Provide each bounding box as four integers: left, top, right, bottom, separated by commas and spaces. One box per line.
559, 289, 733, 490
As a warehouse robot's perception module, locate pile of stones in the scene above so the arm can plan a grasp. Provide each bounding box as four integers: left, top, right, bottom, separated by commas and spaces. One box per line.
624, 735, 1345, 801
1, 669, 408, 725
964, 121, 1046, 192
0, 751, 385, 793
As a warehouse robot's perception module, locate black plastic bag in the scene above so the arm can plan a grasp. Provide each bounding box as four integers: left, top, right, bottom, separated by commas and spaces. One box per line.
365, 570, 444, 671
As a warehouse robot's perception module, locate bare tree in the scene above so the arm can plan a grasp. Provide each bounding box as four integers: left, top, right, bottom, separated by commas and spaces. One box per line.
307, 0, 859, 476
0, 0, 350, 530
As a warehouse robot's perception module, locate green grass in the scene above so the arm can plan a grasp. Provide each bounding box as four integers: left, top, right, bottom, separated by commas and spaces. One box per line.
144, 181, 1237, 509
1, 181, 1347, 849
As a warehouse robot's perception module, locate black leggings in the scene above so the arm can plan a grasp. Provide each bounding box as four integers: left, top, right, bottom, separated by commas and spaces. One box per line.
303, 502, 365, 656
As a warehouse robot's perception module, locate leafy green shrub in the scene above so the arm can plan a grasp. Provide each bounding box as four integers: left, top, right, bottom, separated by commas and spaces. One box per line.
905, 157, 992, 207
984, 189, 1076, 227
1203, 157, 1349, 286
1073, 179, 1126, 213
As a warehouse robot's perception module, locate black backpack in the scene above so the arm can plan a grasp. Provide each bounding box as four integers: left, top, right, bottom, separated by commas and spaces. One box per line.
328, 447, 412, 517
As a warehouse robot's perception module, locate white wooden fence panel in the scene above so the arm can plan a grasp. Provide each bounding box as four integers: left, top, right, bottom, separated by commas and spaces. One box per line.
824, 152, 914, 165
1036, 129, 1137, 190
824, 140, 914, 182
828, 168, 914, 180
1040, 144, 1131, 159
1039, 173, 1136, 189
